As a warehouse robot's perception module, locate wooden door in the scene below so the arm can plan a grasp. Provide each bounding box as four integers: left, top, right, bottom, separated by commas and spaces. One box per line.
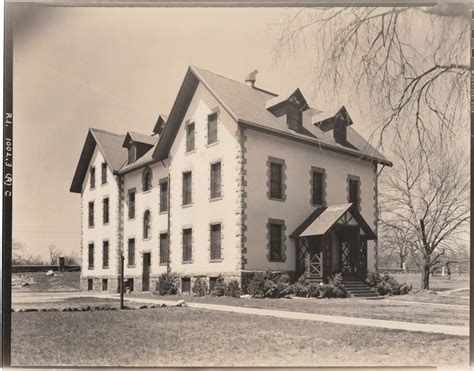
142, 253, 151, 292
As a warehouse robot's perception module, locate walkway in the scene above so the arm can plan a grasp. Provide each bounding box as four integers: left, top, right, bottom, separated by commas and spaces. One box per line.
122, 296, 469, 337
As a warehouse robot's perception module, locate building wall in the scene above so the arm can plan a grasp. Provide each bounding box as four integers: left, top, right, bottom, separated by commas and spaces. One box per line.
244, 128, 377, 273
166, 82, 241, 281
80, 147, 120, 292
122, 161, 169, 291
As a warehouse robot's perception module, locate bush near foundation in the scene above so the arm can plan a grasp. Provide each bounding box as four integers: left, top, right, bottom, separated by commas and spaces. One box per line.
365, 272, 412, 295
192, 277, 208, 297
210, 275, 242, 297
247, 271, 293, 298
155, 272, 180, 296
292, 273, 349, 298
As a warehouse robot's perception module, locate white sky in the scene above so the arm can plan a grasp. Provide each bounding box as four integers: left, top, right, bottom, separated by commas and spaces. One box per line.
12, 6, 449, 260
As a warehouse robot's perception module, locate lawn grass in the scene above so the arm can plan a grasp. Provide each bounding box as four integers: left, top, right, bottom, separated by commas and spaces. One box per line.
11, 307, 468, 367
128, 292, 469, 326
12, 297, 122, 311
391, 273, 469, 291
12, 271, 80, 292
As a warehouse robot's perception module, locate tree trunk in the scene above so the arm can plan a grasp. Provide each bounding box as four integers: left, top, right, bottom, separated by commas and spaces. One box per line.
421, 263, 430, 290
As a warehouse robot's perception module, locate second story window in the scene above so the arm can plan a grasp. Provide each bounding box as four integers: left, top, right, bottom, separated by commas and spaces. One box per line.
160, 179, 169, 213
183, 228, 193, 262
142, 168, 152, 192
101, 162, 107, 185
90, 167, 96, 189
102, 197, 109, 224
186, 122, 195, 152
210, 162, 222, 199
128, 189, 135, 219
128, 238, 135, 266
182, 171, 192, 206
207, 113, 218, 144
159, 233, 169, 264
88, 201, 94, 228
268, 158, 285, 200
348, 176, 360, 210
311, 168, 325, 206
102, 240, 109, 269
143, 210, 151, 239
88, 242, 94, 269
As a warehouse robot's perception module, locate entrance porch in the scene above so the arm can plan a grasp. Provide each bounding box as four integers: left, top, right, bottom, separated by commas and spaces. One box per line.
290, 204, 376, 281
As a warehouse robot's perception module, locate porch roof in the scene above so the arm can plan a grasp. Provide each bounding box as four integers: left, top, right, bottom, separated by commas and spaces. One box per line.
290, 203, 377, 240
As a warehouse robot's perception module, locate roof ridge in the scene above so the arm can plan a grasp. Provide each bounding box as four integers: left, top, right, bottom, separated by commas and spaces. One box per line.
90, 127, 124, 137
190, 65, 278, 97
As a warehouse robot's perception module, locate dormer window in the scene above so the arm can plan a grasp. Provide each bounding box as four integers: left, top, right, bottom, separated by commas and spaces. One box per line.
265, 88, 308, 133
128, 142, 137, 163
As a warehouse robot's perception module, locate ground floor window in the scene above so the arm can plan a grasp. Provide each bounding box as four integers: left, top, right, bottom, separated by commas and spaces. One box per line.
126, 278, 134, 292
102, 278, 108, 291
209, 277, 218, 292
181, 277, 191, 294
87, 279, 93, 290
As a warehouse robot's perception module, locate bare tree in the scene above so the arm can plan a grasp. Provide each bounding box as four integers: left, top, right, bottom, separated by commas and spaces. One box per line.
275, 5, 469, 148
48, 244, 62, 265
378, 223, 410, 270
380, 138, 469, 289
12, 240, 43, 265
63, 250, 80, 266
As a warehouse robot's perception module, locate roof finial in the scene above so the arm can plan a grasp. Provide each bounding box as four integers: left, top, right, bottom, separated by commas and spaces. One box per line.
245, 69, 258, 87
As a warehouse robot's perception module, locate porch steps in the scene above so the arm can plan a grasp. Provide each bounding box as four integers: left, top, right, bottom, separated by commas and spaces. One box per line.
342, 279, 380, 299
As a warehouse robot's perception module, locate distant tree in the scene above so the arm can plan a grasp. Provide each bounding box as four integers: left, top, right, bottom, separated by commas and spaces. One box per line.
63, 250, 80, 266
380, 138, 469, 290
12, 240, 43, 265
48, 244, 62, 265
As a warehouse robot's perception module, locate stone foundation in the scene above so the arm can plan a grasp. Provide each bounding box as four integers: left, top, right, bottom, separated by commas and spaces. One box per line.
80, 276, 121, 293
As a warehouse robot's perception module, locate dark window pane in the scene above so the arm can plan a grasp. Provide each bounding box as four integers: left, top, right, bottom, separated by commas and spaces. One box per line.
102, 279, 108, 291
88, 243, 94, 268
143, 210, 151, 239
88, 202, 94, 227
103, 198, 109, 224
183, 228, 192, 262
186, 123, 195, 152
182, 172, 192, 205
349, 179, 360, 208
88, 279, 93, 290
101, 163, 107, 185
160, 233, 169, 264
270, 163, 282, 199
269, 224, 282, 261
210, 162, 222, 199
208, 113, 218, 144
102, 241, 109, 269
312, 171, 324, 205
128, 190, 135, 219
210, 224, 222, 260
90, 167, 95, 189
160, 181, 169, 212
128, 144, 136, 163
128, 238, 135, 266
143, 169, 152, 191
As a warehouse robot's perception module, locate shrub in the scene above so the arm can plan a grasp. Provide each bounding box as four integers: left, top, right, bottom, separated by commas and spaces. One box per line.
247, 272, 267, 298
225, 280, 241, 297
155, 272, 180, 296
210, 275, 226, 297
365, 272, 412, 296
306, 282, 321, 298
320, 274, 349, 298
192, 277, 208, 296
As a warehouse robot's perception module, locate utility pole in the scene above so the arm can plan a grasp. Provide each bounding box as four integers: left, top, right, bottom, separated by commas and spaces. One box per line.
120, 255, 124, 309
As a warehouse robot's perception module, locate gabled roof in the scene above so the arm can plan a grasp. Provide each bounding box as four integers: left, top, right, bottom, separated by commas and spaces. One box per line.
313, 106, 353, 129
70, 128, 128, 193
265, 87, 309, 111
123, 131, 158, 148
290, 203, 377, 240
152, 65, 392, 166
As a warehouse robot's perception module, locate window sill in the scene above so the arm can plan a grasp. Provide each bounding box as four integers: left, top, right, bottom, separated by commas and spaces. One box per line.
182, 203, 193, 208
128, 217, 136, 221
206, 141, 219, 148
209, 196, 223, 203
182, 261, 193, 264
143, 237, 152, 241
268, 260, 286, 263
209, 259, 223, 263
268, 197, 285, 202
101, 183, 107, 187
90, 187, 95, 191
103, 222, 109, 226
159, 210, 169, 215
142, 189, 152, 194
311, 203, 325, 208
88, 225, 95, 229
127, 265, 136, 268
159, 263, 168, 266
102, 266, 109, 269
185, 149, 197, 155
88, 267, 94, 270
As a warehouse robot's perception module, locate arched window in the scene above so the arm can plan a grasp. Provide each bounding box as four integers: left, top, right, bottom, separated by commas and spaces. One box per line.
142, 167, 152, 191
143, 210, 151, 239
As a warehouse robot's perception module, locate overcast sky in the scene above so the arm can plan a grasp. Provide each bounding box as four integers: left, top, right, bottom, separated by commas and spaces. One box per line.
11, 5, 427, 260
